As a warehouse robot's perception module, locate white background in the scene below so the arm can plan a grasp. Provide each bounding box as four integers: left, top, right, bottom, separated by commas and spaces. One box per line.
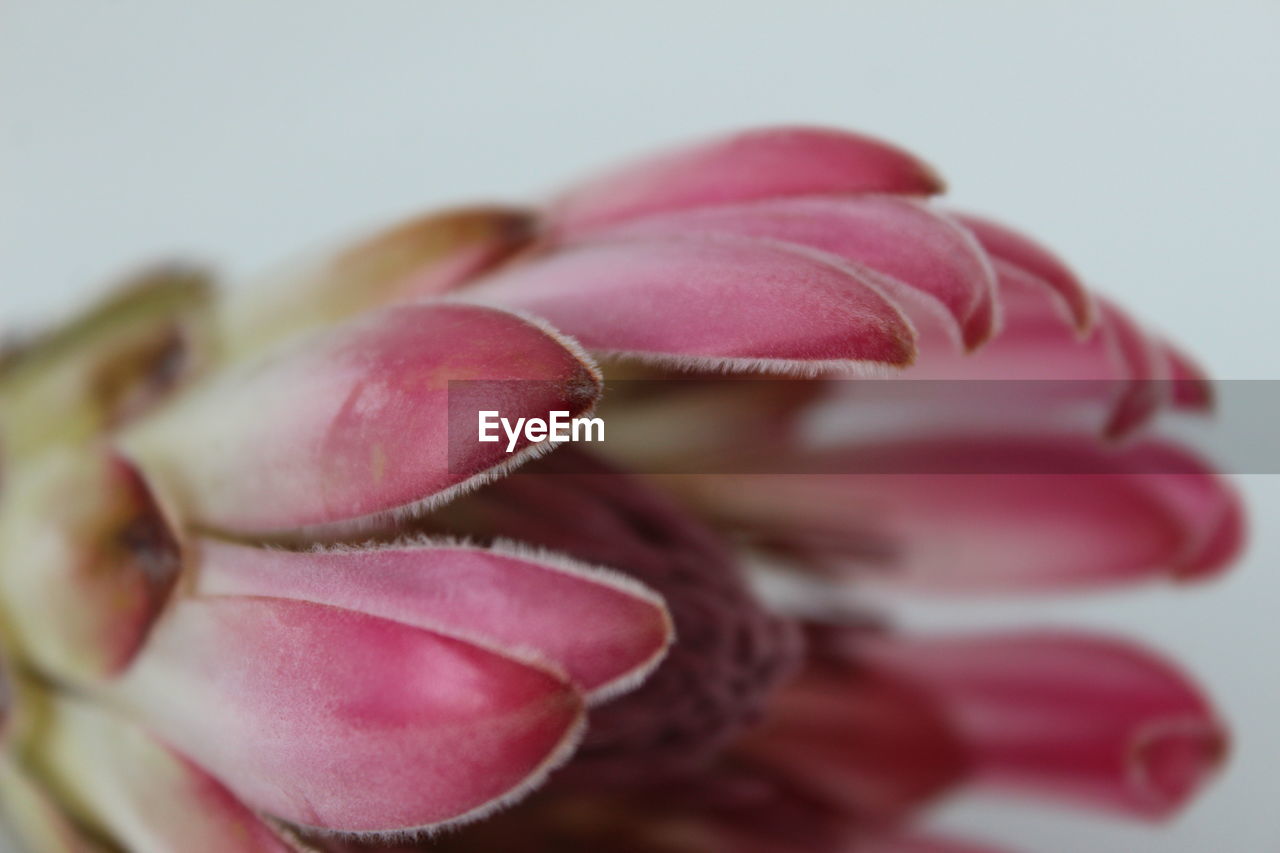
2, 2, 1277, 851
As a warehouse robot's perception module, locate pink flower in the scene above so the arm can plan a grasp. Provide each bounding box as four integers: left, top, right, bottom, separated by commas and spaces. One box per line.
0, 127, 1243, 852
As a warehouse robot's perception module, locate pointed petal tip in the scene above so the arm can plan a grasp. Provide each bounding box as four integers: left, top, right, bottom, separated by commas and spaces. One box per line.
126, 302, 602, 539
1173, 488, 1247, 584
959, 309, 997, 352
480, 539, 677, 706
952, 211, 1094, 333
689, 434, 1241, 596
464, 236, 919, 376
857, 631, 1227, 822
195, 536, 673, 706
580, 197, 993, 357
1131, 719, 1229, 819
1160, 341, 1216, 412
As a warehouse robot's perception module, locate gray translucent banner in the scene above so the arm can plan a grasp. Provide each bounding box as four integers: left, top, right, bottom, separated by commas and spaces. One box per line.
448, 379, 1280, 475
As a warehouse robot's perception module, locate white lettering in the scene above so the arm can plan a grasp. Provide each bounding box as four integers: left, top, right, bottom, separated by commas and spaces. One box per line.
478, 411, 499, 442
549, 410, 571, 442
502, 417, 526, 453
482, 411, 605, 453
572, 416, 604, 442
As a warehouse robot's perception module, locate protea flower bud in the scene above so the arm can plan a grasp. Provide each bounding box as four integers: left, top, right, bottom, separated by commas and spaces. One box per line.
0, 127, 1243, 853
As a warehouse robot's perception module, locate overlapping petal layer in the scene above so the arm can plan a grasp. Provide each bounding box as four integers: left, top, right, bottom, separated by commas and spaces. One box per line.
462, 237, 917, 374
549, 126, 945, 235
853, 631, 1227, 818
124, 303, 601, 538
0, 124, 1244, 853
0, 266, 213, 458
669, 435, 1242, 593
221, 207, 537, 354
194, 538, 673, 702
950, 213, 1092, 332
591, 197, 997, 349
115, 595, 586, 834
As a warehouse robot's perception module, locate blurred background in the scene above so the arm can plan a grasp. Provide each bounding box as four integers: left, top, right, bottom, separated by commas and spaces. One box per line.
2, 2, 1276, 850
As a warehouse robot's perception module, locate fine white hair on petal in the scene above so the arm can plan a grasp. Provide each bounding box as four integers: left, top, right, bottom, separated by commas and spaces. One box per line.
429, 296, 606, 387
230, 324, 602, 546
259, 814, 326, 852
134, 298, 605, 548
923, 203, 1007, 340
378, 535, 676, 705
346, 534, 673, 705
312, 533, 669, 613
481, 537, 675, 704
599, 349, 914, 379
751, 232, 969, 352
278, 429, 577, 541
455, 232, 926, 376
203, 533, 674, 706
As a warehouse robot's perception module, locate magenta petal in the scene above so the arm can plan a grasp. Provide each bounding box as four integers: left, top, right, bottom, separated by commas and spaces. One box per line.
909, 268, 1100, 379
1095, 300, 1170, 437
1118, 442, 1246, 581
684, 436, 1241, 593
737, 658, 968, 821
549, 126, 944, 235
857, 632, 1227, 820
124, 304, 601, 538
907, 271, 1164, 436
590, 197, 997, 349
1160, 339, 1215, 411
117, 597, 585, 834
461, 237, 916, 374
952, 212, 1093, 331
195, 538, 672, 702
